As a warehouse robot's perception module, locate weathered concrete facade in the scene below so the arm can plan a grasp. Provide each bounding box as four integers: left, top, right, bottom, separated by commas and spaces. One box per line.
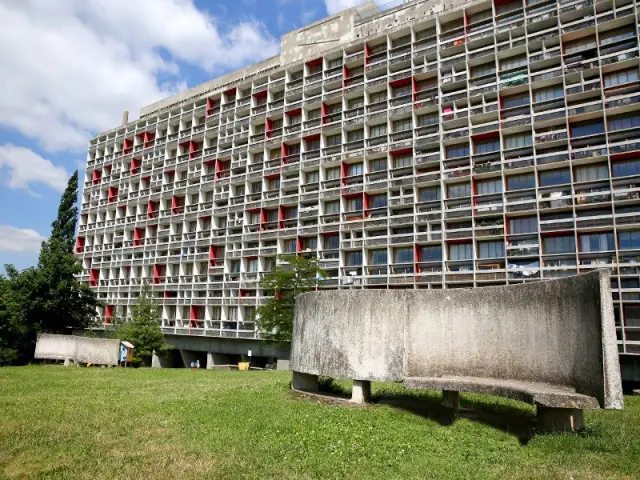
34, 334, 121, 366
291, 271, 623, 415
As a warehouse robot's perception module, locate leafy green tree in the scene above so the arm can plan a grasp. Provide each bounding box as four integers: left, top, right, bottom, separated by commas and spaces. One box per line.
32, 171, 100, 334
256, 255, 326, 344
114, 284, 170, 367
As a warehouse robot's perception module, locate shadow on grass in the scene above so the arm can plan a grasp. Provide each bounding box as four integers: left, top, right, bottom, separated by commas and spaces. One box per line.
314, 378, 537, 444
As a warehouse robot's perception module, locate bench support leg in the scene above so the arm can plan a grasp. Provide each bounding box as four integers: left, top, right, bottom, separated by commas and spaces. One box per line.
351, 380, 371, 404
291, 372, 319, 393
442, 390, 460, 412
537, 407, 585, 432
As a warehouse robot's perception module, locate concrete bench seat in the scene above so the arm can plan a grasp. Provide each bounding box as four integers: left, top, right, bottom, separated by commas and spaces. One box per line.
290, 271, 623, 432
403, 376, 600, 410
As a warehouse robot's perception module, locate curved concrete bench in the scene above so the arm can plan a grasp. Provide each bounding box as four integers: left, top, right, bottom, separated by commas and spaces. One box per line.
290, 271, 623, 431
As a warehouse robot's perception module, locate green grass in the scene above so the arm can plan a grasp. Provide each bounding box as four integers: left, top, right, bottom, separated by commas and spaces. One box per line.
0, 367, 638, 479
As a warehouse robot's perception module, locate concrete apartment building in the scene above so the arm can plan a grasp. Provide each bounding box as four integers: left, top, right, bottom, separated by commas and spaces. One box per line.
77, 0, 640, 378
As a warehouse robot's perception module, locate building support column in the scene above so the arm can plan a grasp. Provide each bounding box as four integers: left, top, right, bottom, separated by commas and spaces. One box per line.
351, 380, 371, 404
291, 371, 318, 392
537, 407, 585, 432
206, 352, 232, 369
151, 352, 171, 368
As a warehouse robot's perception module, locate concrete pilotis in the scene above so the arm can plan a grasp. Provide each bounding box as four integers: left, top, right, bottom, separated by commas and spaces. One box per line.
537, 407, 585, 432
206, 352, 232, 369
351, 380, 371, 404
292, 371, 319, 392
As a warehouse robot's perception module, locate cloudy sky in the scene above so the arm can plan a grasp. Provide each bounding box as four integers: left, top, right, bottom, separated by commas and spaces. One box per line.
0, 0, 373, 270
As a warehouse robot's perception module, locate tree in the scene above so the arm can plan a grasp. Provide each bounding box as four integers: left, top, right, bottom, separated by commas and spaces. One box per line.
113, 284, 170, 367
32, 171, 99, 334
256, 255, 326, 344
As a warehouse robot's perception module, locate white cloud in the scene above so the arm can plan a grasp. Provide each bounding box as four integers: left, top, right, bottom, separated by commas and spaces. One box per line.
0, 0, 280, 152
0, 225, 46, 255
0, 144, 69, 193
325, 0, 369, 15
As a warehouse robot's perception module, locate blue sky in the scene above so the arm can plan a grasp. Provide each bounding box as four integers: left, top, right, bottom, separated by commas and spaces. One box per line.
0, 0, 368, 271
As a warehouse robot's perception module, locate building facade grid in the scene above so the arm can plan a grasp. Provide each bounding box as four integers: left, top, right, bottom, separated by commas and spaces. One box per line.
77, 0, 640, 355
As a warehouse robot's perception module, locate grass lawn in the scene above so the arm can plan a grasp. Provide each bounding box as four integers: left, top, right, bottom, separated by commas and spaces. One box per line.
0, 367, 639, 479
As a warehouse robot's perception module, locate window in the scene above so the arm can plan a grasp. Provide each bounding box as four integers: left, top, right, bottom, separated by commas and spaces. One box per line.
288, 144, 302, 155
307, 139, 320, 150
347, 163, 363, 176
327, 103, 342, 114
325, 235, 339, 249
267, 178, 280, 190
326, 134, 341, 146
284, 239, 297, 253
599, 27, 637, 46
449, 243, 473, 261
325, 200, 340, 214
393, 85, 412, 97
369, 249, 387, 265
534, 85, 564, 103
269, 149, 281, 160
394, 247, 413, 263
289, 114, 301, 125
604, 69, 639, 88
564, 37, 597, 54
580, 232, 614, 252
393, 118, 412, 132
476, 179, 502, 195
394, 155, 412, 168
447, 183, 471, 198
234, 185, 245, 196
574, 164, 609, 183
475, 139, 500, 154
325, 167, 340, 180
544, 235, 575, 254
245, 307, 256, 322
251, 182, 261, 193
619, 230, 640, 250
265, 209, 278, 222
608, 114, 640, 132
230, 260, 241, 273
346, 251, 363, 266
348, 97, 364, 109
307, 108, 321, 119
415, 79, 437, 91
504, 133, 532, 149
471, 62, 496, 78
284, 206, 297, 219
347, 130, 364, 142
370, 91, 387, 103
306, 171, 319, 183
478, 241, 504, 259
370, 194, 387, 209
248, 211, 260, 224
539, 169, 571, 187
502, 92, 530, 109
570, 119, 604, 137
370, 124, 387, 137
271, 119, 283, 129
509, 216, 537, 234
301, 237, 317, 250
254, 124, 265, 134
507, 173, 535, 190
613, 159, 640, 177
346, 197, 363, 211
500, 54, 527, 70
420, 187, 441, 202
418, 113, 439, 126
247, 259, 259, 272
369, 159, 387, 172
327, 57, 342, 68
446, 144, 470, 158
419, 245, 442, 262
227, 307, 238, 321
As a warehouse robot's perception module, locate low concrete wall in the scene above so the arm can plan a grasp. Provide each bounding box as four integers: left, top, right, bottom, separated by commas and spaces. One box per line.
34, 334, 120, 366
291, 271, 623, 409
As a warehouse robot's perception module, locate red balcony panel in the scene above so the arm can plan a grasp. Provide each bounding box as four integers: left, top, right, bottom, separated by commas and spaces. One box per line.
286, 107, 302, 117
105, 304, 113, 323
364, 43, 371, 65
92, 169, 102, 185
390, 147, 413, 157
75, 236, 85, 253
130, 158, 140, 175
389, 77, 411, 89
306, 57, 322, 68
147, 200, 158, 219
133, 228, 144, 247
89, 269, 99, 287
107, 187, 118, 204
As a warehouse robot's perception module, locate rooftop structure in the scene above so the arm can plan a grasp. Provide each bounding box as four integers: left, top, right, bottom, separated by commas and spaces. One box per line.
77, 0, 640, 373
